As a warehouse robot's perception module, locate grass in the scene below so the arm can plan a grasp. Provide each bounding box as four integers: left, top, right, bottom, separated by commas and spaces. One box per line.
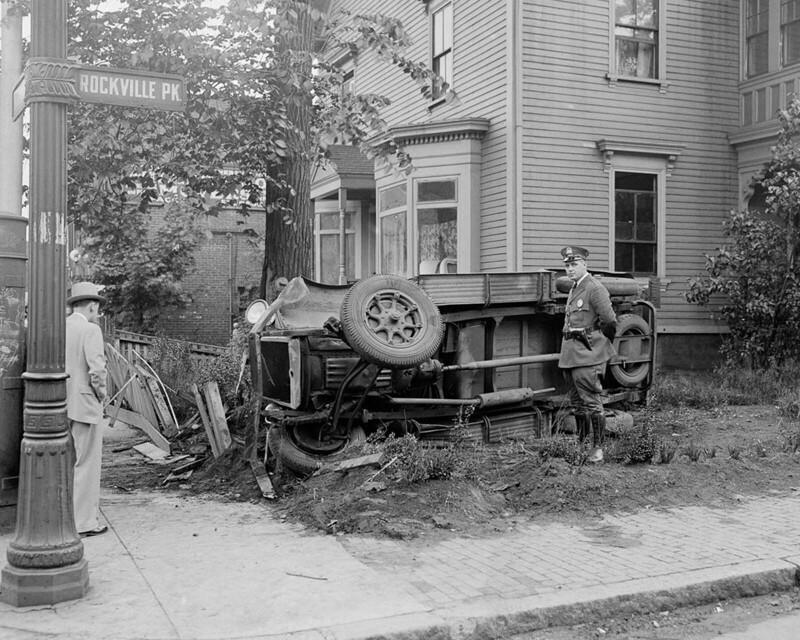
651, 361, 800, 415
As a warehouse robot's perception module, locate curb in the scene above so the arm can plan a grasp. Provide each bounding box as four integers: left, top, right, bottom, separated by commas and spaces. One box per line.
312, 559, 800, 640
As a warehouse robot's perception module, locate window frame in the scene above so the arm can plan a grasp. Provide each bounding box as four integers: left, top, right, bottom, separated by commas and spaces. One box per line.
746, 0, 771, 76
604, 154, 668, 278
377, 183, 409, 277
608, 0, 667, 90
781, 0, 800, 66
313, 201, 362, 285
613, 171, 659, 277
429, 0, 453, 103
413, 177, 459, 274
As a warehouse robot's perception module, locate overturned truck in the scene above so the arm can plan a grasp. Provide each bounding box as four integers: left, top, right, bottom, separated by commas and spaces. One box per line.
248, 270, 656, 474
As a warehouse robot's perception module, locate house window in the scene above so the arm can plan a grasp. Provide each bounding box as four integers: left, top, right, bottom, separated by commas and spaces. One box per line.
782, 0, 800, 65
431, 2, 453, 100
317, 210, 356, 285
614, 0, 659, 78
747, 0, 770, 76
614, 172, 657, 276
379, 184, 407, 275
416, 179, 457, 273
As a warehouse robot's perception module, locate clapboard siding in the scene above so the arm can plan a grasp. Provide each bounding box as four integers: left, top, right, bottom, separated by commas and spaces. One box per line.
521, 0, 739, 330
330, 0, 510, 272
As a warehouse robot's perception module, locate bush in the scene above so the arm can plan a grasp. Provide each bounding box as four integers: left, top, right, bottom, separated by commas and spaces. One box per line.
613, 422, 657, 464
365, 433, 479, 483
145, 324, 252, 429
686, 99, 800, 369
538, 435, 587, 467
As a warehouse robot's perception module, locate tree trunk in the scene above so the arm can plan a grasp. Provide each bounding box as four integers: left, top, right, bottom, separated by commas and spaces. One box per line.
260, 0, 316, 299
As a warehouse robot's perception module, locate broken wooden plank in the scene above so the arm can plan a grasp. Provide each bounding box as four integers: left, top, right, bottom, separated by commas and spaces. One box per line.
132, 351, 181, 434
250, 460, 276, 500
145, 376, 178, 438
315, 453, 383, 475
191, 383, 221, 458
114, 407, 171, 454
133, 441, 170, 461
127, 375, 161, 430
172, 456, 207, 475
162, 469, 193, 485
203, 380, 232, 453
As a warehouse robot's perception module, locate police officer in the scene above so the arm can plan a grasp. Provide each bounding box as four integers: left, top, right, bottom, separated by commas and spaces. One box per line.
557, 247, 617, 462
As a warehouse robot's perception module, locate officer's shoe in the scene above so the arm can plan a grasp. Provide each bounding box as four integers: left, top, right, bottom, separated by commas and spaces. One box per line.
588, 447, 604, 463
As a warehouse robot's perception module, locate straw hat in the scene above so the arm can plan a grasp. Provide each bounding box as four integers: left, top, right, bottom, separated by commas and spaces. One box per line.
67, 281, 107, 305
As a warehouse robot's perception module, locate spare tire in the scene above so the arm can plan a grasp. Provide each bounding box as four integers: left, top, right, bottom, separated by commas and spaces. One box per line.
269, 425, 367, 475
609, 313, 652, 387
340, 275, 444, 369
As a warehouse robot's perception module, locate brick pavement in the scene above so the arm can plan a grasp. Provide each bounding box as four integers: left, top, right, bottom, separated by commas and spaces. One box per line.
340, 493, 800, 611
1, 488, 799, 640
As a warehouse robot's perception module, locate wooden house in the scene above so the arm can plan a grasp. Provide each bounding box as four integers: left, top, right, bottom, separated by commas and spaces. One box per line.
311, 0, 786, 369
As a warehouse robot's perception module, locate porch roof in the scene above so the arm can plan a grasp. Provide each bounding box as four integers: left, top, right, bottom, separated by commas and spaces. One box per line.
311, 145, 375, 200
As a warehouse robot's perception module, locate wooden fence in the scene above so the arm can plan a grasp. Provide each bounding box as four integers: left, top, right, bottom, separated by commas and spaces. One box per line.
113, 330, 227, 365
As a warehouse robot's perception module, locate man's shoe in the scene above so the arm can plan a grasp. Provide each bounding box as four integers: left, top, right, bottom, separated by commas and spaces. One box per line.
588, 447, 604, 463
79, 524, 108, 537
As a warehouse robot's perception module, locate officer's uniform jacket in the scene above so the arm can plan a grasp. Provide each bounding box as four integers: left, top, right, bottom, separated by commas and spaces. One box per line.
558, 273, 617, 369
66, 312, 107, 424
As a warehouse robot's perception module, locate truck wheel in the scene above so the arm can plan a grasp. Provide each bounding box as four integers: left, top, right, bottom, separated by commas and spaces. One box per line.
268, 425, 367, 476
340, 275, 444, 369
609, 314, 652, 387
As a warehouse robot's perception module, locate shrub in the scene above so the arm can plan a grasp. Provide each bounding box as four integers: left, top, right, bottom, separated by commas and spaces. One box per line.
727, 444, 742, 460
366, 433, 479, 484
538, 435, 587, 467
686, 99, 800, 369
657, 439, 678, 464
779, 423, 800, 453
613, 422, 657, 464
682, 440, 704, 462
144, 324, 252, 429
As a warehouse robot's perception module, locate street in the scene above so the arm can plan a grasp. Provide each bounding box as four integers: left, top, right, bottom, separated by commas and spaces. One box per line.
510, 588, 800, 639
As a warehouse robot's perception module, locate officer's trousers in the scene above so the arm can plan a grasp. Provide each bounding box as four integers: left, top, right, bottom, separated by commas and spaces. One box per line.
563, 363, 607, 414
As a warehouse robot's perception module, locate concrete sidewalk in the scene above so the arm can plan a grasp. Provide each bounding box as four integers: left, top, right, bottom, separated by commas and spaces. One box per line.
1, 467, 799, 639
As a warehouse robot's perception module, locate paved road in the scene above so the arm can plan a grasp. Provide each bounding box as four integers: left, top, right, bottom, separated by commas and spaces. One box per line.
716, 611, 800, 639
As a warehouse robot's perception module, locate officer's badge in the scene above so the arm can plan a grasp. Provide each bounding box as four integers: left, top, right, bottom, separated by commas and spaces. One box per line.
577, 299, 583, 308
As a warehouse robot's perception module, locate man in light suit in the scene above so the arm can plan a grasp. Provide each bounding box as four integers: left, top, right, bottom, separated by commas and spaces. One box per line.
66, 281, 109, 536
557, 247, 617, 463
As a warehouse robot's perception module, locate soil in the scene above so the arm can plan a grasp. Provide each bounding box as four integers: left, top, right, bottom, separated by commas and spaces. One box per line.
100, 402, 800, 541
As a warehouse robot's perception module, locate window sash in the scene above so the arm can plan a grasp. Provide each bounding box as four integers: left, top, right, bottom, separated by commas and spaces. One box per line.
380, 212, 407, 275
614, 173, 658, 276
431, 3, 453, 99
614, 0, 659, 78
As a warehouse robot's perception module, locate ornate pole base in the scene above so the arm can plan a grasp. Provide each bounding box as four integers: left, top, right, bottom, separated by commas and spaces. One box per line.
1, 419, 87, 606
1, 559, 88, 607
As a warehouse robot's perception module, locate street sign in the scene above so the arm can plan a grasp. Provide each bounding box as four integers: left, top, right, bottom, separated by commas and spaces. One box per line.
75, 66, 185, 111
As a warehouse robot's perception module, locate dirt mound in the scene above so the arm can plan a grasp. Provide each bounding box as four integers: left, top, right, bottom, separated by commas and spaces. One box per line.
101, 404, 800, 539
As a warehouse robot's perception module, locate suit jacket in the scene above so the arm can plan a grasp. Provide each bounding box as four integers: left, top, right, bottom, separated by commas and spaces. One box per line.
66, 312, 108, 424
558, 274, 617, 368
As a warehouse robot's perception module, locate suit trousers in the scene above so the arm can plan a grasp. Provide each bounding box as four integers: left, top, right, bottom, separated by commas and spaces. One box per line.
70, 418, 105, 532
563, 363, 607, 414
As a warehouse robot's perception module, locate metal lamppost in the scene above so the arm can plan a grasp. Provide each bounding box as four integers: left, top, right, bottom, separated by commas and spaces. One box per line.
0, 0, 89, 605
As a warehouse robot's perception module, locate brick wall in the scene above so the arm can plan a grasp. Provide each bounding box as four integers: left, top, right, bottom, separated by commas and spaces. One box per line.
155, 209, 265, 346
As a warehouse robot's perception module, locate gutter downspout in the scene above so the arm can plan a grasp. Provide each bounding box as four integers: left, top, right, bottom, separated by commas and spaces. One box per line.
505, 0, 524, 271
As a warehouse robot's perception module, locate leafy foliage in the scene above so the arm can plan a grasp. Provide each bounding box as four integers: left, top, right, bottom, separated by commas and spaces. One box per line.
66, 0, 445, 330
145, 325, 252, 426
686, 98, 800, 367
